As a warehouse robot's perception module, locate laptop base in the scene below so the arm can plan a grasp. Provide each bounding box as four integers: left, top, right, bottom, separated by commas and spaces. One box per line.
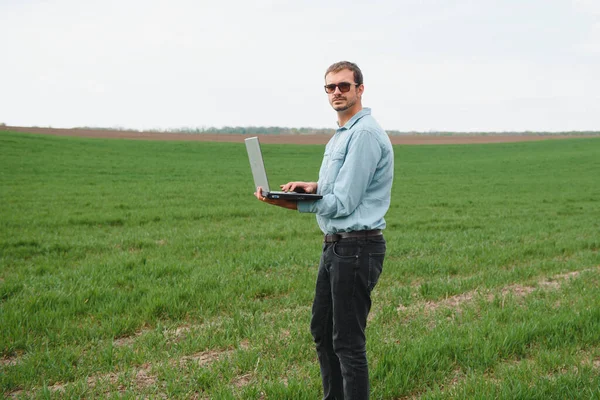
266, 191, 322, 200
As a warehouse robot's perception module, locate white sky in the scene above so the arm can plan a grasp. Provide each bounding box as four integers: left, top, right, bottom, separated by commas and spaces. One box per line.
1, 0, 599, 132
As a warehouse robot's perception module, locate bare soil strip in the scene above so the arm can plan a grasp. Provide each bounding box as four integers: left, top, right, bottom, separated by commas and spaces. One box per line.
1, 357, 19, 367
392, 267, 599, 318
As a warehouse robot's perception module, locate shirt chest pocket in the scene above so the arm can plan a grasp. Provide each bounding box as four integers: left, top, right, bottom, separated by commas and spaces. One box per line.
322, 150, 346, 188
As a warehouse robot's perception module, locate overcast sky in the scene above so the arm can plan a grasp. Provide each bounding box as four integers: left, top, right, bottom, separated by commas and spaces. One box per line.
1, 0, 599, 132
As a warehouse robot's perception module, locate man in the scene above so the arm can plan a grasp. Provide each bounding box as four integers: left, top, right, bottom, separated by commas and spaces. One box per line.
255, 61, 394, 399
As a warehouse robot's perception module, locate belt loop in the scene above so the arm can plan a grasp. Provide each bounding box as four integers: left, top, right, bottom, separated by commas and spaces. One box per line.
324, 233, 341, 243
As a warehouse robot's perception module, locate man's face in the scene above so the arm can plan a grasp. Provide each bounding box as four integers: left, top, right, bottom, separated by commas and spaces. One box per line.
325, 69, 363, 113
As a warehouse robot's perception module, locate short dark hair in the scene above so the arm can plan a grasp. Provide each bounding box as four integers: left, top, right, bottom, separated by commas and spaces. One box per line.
325, 61, 363, 85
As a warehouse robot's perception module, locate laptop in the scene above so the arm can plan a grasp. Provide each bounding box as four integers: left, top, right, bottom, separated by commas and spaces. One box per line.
245, 137, 323, 201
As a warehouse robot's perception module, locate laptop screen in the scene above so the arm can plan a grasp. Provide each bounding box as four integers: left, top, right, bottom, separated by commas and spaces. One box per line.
245, 137, 270, 193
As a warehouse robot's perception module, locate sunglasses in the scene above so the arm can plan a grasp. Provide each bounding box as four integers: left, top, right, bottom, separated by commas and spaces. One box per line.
324, 82, 359, 94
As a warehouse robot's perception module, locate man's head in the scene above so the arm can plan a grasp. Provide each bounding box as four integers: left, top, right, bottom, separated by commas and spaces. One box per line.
324, 61, 364, 118
325, 61, 363, 86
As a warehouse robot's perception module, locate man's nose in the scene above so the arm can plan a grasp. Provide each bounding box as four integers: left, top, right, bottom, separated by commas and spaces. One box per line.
333, 86, 342, 94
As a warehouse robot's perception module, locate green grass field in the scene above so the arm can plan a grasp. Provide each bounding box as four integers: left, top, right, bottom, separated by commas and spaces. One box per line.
1, 132, 600, 399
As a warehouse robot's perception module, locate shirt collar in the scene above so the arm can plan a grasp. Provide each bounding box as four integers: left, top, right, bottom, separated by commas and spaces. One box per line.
337, 107, 371, 131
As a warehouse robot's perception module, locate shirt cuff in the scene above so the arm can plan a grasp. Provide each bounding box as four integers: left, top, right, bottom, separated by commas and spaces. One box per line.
297, 200, 317, 213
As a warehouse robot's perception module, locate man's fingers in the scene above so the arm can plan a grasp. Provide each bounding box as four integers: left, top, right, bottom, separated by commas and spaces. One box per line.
280, 183, 293, 192
280, 182, 305, 192
255, 186, 265, 200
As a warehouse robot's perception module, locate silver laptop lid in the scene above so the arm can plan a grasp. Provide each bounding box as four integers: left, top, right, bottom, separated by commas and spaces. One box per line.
245, 137, 270, 195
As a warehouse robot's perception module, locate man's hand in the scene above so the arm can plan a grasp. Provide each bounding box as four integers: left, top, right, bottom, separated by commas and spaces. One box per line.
254, 186, 298, 210
280, 181, 318, 194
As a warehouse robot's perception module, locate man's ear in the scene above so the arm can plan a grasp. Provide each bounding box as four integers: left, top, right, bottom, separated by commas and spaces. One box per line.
357, 84, 365, 97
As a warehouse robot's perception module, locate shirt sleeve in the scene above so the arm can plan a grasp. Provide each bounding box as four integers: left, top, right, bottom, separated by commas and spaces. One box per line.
298, 130, 381, 217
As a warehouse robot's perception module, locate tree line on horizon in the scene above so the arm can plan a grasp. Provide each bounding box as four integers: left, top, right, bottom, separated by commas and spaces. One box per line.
1, 123, 598, 136
81, 125, 600, 136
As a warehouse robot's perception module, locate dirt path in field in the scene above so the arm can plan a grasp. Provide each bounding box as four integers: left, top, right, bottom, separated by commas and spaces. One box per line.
1, 126, 593, 145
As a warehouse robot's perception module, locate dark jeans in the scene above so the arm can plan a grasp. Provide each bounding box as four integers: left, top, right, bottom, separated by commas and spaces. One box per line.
310, 235, 386, 400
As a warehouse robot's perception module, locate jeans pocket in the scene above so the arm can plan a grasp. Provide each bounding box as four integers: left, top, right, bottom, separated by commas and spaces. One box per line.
332, 241, 360, 258
368, 252, 385, 291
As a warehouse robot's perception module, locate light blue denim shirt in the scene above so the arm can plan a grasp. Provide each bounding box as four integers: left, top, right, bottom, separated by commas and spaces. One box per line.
298, 108, 394, 234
